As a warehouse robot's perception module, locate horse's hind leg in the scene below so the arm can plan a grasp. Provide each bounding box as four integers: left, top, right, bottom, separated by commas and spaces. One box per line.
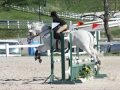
90, 47, 101, 65
89, 47, 101, 74
84, 45, 100, 64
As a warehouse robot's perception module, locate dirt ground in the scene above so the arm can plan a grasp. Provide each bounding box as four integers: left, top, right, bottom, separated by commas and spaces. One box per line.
0, 56, 120, 90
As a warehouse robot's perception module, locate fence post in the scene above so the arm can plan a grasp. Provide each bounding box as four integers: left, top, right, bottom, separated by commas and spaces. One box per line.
27, 21, 29, 25
32, 8, 35, 13
17, 21, 20, 29
7, 21, 10, 29
27, 21, 30, 29
23, 7, 25, 11
5, 44, 9, 57
27, 6, 30, 12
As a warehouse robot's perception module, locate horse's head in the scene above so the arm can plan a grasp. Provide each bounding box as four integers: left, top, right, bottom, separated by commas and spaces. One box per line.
27, 22, 51, 43
27, 22, 43, 43
28, 22, 44, 36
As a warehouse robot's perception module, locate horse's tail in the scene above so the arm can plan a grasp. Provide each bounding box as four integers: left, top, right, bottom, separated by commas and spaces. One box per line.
88, 32, 100, 56
88, 32, 95, 48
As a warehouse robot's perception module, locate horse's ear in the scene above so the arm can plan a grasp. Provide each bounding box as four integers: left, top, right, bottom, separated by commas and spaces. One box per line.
27, 24, 31, 29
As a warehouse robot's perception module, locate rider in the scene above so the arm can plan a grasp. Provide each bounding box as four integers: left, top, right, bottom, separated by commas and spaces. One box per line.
50, 11, 68, 52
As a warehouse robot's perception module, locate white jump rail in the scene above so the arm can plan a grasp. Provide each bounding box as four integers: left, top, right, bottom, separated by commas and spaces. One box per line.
72, 18, 120, 31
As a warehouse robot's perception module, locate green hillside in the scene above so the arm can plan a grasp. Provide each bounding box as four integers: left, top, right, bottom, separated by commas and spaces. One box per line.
0, 0, 120, 20
0, 0, 120, 39
0, 9, 52, 21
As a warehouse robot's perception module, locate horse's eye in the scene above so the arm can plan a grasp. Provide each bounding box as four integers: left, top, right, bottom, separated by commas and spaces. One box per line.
48, 26, 51, 29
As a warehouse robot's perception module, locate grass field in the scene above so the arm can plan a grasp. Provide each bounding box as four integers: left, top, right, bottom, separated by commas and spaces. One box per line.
0, 9, 51, 21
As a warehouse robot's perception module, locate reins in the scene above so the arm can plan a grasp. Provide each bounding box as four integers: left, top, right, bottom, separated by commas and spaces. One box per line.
35, 25, 51, 38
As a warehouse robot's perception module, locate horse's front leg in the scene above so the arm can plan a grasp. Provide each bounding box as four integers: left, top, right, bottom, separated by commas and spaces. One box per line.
35, 49, 38, 61
37, 52, 42, 63
35, 49, 42, 63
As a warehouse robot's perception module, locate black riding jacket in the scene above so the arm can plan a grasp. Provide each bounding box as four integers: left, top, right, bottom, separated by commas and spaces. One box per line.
52, 17, 66, 26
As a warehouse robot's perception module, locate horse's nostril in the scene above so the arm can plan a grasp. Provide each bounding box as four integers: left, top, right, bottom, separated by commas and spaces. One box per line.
29, 32, 33, 36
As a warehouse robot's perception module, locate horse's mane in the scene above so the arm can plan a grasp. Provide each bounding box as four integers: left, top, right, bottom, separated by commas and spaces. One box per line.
30, 22, 50, 32
41, 24, 50, 32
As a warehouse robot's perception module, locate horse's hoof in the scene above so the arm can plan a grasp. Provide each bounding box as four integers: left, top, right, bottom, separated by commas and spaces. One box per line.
96, 60, 101, 65
95, 60, 101, 66
94, 64, 100, 75
98, 60, 101, 65
35, 57, 37, 61
66, 57, 69, 61
39, 59, 42, 63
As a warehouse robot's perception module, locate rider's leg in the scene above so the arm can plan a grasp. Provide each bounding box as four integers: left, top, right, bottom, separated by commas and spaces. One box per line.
56, 39, 59, 50
56, 24, 67, 33
54, 39, 60, 52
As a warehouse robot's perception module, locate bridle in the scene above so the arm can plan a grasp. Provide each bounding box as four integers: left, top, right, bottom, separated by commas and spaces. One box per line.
28, 25, 51, 41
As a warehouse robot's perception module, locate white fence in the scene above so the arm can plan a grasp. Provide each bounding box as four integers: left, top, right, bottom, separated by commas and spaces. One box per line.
1, 41, 119, 57
0, 44, 43, 57
10, 5, 104, 20
0, 20, 34, 29
0, 43, 87, 57
1, 16, 120, 30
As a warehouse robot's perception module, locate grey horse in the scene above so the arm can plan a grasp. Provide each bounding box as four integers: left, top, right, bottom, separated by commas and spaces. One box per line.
27, 22, 101, 66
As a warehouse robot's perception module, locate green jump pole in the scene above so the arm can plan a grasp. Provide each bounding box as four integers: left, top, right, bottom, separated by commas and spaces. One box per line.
69, 33, 73, 81
60, 33, 65, 80
50, 30, 54, 82
96, 31, 99, 51
44, 29, 55, 83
